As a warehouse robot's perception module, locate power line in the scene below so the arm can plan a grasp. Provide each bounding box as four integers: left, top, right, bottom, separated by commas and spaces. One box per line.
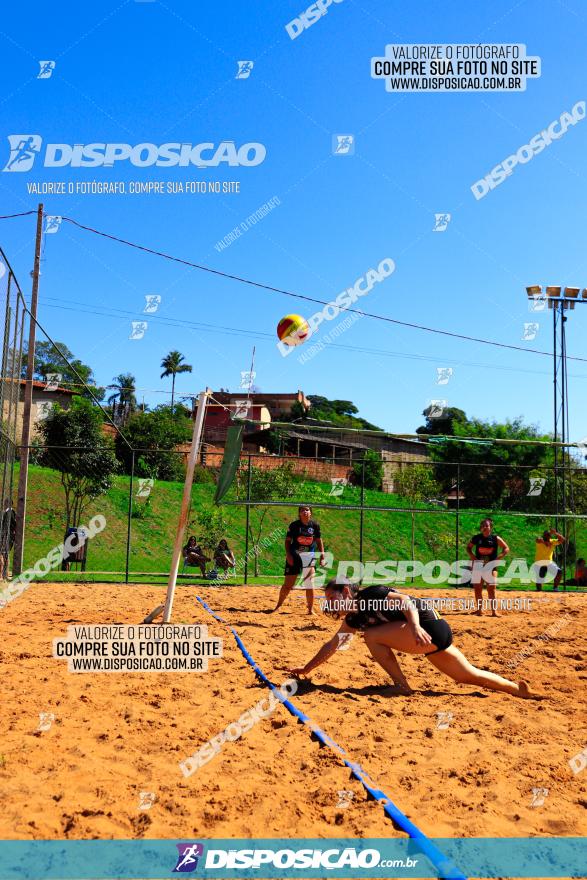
53, 215, 587, 364
3, 210, 587, 362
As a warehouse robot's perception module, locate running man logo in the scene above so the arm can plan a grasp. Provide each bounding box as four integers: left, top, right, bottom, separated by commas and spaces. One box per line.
236, 61, 254, 79
522, 322, 539, 341
233, 399, 251, 419
428, 399, 448, 419
44, 216, 62, 234
3, 135, 42, 172
173, 843, 204, 873
332, 134, 355, 155
36, 401, 53, 421
436, 367, 453, 385
336, 789, 355, 807
37, 712, 55, 732
530, 787, 549, 807
37, 60, 56, 79
527, 477, 547, 497
136, 479, 154, 499
138, 791, 156, 810
144, 294, 161, 314
433, 213, 451, 232
44, 373, 62, 391
240, 370, 256, 390
329, 477, 348, 497
528, 294, 547, 312
129, 321, 148, 340
436, 711, 453, 730
0, 261, 6, 279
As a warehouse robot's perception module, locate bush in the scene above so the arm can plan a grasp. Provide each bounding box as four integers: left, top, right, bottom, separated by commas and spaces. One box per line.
352, 450, 383, 490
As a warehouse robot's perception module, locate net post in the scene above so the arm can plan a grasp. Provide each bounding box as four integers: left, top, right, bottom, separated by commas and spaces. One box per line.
160, 388, 210, 623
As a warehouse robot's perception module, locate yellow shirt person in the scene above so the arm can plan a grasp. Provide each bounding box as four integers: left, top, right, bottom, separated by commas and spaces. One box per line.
534, 529, 566, 590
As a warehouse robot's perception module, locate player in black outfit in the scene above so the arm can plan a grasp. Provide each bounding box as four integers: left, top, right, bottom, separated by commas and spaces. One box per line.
270, 505, 325, 614
289, 579, 532, 698
467, 517, 509, 616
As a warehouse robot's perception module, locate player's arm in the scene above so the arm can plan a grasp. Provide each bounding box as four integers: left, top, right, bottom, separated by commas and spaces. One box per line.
551, 529, 566, 543
396, 594, 433, 646
290, 621, 355, 676
317, 537, 325, 566
285, 534, 294, 566
466, 539, 476, 561
496, 536, 510, 559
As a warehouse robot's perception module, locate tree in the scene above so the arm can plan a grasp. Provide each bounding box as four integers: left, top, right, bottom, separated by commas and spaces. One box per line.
239, 463, 297, 576
423, 411, 551, 508
21, 340, 105, 401
38, 398, 118, 527
352, 450, 383, 489
160, 351, 192, 411
306, 396, 382, 431
107, 373, 137, 426
115, 404, 193, 481
393, 464, 442, 561
193, 505, 229, 557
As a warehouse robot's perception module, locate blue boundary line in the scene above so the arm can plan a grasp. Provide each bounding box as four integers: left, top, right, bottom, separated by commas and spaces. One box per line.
196, 595, 468, 880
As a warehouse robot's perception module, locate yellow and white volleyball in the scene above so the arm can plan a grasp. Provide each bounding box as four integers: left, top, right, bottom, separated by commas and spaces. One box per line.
277, 314, 310, 347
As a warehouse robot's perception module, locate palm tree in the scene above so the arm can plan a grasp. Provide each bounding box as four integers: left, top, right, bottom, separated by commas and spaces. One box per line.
107, 373, 137, 425
160, 351, 192, 411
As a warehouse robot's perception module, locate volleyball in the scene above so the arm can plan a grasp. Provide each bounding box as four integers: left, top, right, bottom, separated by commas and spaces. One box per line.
277, 314, 310, 346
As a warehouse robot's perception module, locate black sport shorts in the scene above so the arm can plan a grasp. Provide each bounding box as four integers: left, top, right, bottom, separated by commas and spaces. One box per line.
421, 618, 453, 653
284, 554, 316, 576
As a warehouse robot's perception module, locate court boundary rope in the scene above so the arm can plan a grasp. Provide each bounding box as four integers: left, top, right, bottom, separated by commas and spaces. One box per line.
195, 595, 468, 880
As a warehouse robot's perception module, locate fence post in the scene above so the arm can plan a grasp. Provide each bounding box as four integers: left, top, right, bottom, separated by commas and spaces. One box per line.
455, 463, 461, 564
125, 450, 135, 584
244, 454, 251, 585
359, 457, 365, 567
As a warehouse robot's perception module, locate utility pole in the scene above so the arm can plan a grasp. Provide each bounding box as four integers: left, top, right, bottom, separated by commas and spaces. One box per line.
13, 203, 43, 576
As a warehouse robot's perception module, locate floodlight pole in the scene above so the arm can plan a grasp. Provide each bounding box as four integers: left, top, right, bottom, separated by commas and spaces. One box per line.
13, 203, 43, 577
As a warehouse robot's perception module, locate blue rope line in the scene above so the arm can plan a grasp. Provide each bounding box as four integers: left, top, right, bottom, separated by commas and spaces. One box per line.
196, 595, 467, 880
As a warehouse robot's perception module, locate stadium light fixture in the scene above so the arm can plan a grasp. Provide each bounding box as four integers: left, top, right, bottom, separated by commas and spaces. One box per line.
526, 285, 542, 297
546, 286, 562, 297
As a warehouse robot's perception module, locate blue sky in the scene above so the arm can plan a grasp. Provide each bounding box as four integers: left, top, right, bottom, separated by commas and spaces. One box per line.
1, 0, 586, 436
